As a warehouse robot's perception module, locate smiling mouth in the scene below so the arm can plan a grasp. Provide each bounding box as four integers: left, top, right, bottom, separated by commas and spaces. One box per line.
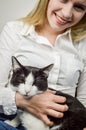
54, 12, 72, 25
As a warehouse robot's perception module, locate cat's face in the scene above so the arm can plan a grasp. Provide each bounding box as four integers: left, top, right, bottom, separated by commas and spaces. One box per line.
8, 56, 53, 97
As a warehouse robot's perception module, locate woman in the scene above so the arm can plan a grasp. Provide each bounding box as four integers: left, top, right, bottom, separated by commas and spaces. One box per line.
0, 0, 86, 129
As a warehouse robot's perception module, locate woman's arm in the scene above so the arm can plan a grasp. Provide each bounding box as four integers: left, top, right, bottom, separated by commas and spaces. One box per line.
0, 21, 22, 115
77, 57, 86, 130
77, 65, 86, 107
15, 89, 68, 126
77, 70, 86, 130
76, 38, 86, 107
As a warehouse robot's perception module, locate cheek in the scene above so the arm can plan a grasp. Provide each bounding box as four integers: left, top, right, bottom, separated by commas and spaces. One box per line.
73, 13, 85, 25
18, 84, 25, 94
47, 6, 52, 18
11, 85, 18, 92
47, 0, 57, 15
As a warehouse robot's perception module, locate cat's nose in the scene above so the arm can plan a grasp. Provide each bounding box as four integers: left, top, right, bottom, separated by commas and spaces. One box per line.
25, 90, 30, 95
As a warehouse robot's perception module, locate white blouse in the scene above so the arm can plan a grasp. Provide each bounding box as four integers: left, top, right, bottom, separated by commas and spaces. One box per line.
0, 21, 86, 115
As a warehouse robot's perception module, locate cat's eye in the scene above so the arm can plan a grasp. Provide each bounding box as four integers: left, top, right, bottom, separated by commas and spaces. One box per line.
16, 74, 25, 84
19, 77, 25, 83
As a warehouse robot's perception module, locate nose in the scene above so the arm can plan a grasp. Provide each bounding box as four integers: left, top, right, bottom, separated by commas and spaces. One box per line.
62, 3, 73, 20
25, 90, 30, 95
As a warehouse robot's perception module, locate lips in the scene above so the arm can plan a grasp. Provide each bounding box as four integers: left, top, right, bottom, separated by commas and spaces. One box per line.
54, 12, 71, 25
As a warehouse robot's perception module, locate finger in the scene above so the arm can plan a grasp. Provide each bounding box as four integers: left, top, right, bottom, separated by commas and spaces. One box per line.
40, 114, 54, 126
47, 89, 67, 103
52, 94, 67, 103
47, 89, 56, 94
48, 102, 68, 112
46, 109, 64, 118
27, 107, 53, 126
47, 89, 67, 104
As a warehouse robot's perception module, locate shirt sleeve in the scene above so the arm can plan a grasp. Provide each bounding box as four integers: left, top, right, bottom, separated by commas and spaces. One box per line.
0, 86, 17, 115
76, 39, 86, 107
0, 21, 22, 115
77, 63, 86, 107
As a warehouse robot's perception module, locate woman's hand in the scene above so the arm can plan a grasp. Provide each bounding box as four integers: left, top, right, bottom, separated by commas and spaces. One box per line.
15, 89, 68, 126
83, 128, 86, 130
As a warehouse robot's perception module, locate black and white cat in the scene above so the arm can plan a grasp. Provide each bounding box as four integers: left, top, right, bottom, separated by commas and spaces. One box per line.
5, 56, 53, 130
6, 56, 86, 130
8, 56, 53, 98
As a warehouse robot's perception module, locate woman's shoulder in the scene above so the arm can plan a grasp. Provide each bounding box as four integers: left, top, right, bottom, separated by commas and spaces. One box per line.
4, 20, 27, 34
6, 20, 24, 27
0, 21, 30, 51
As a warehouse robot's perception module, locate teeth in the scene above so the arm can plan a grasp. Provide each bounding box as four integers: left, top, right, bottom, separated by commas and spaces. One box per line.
58, 16, 67, 24
54, 12, 71, 24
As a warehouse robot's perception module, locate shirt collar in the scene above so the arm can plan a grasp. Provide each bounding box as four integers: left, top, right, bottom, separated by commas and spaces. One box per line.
56, 28, 72, 42
21, 24, 72, 44
21, 24, 37, 36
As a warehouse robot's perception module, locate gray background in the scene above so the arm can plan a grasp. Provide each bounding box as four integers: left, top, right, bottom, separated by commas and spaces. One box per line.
0, 0, 37, 32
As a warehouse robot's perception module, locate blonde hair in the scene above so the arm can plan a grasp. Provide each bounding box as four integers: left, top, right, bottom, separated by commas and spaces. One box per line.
20, 0, 49, 27
71, 14, 86, 42
20, 0, 86, 42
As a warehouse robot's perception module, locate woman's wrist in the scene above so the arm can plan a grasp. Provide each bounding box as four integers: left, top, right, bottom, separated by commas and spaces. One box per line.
15, 92, 27, 109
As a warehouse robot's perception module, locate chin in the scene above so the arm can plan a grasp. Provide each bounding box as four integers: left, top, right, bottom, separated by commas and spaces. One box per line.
28, 91, 43, 98
28, 91, 37, 98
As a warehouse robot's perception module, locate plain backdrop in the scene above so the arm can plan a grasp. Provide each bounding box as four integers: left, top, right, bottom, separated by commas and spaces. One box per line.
0, 0, 37, 32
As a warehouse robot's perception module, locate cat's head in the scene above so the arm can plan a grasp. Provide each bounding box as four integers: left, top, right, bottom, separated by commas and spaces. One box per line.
8, 56, 53, 98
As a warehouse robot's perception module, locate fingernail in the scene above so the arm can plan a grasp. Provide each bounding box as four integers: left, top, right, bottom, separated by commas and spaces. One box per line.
65, 105, 69, 110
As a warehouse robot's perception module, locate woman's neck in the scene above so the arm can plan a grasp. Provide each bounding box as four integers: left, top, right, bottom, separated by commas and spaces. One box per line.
35, 23, 65, 45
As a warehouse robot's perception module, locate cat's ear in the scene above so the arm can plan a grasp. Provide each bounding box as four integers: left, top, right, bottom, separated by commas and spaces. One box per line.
12, 56, 22, 70
42, 64, 54, 76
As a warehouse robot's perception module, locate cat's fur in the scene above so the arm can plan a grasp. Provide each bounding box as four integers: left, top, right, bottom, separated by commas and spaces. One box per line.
6, 56, 86, 130
5, 56, 53, 130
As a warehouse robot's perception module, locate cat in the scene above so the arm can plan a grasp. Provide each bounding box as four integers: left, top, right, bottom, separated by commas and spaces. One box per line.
5, 56, 53, 130
5, 56, 86, 130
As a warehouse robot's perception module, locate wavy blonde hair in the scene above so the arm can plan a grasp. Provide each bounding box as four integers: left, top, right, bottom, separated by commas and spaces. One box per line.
71, 14, 86, 42
21, 0, 49, 26
21, 0, 86, 42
